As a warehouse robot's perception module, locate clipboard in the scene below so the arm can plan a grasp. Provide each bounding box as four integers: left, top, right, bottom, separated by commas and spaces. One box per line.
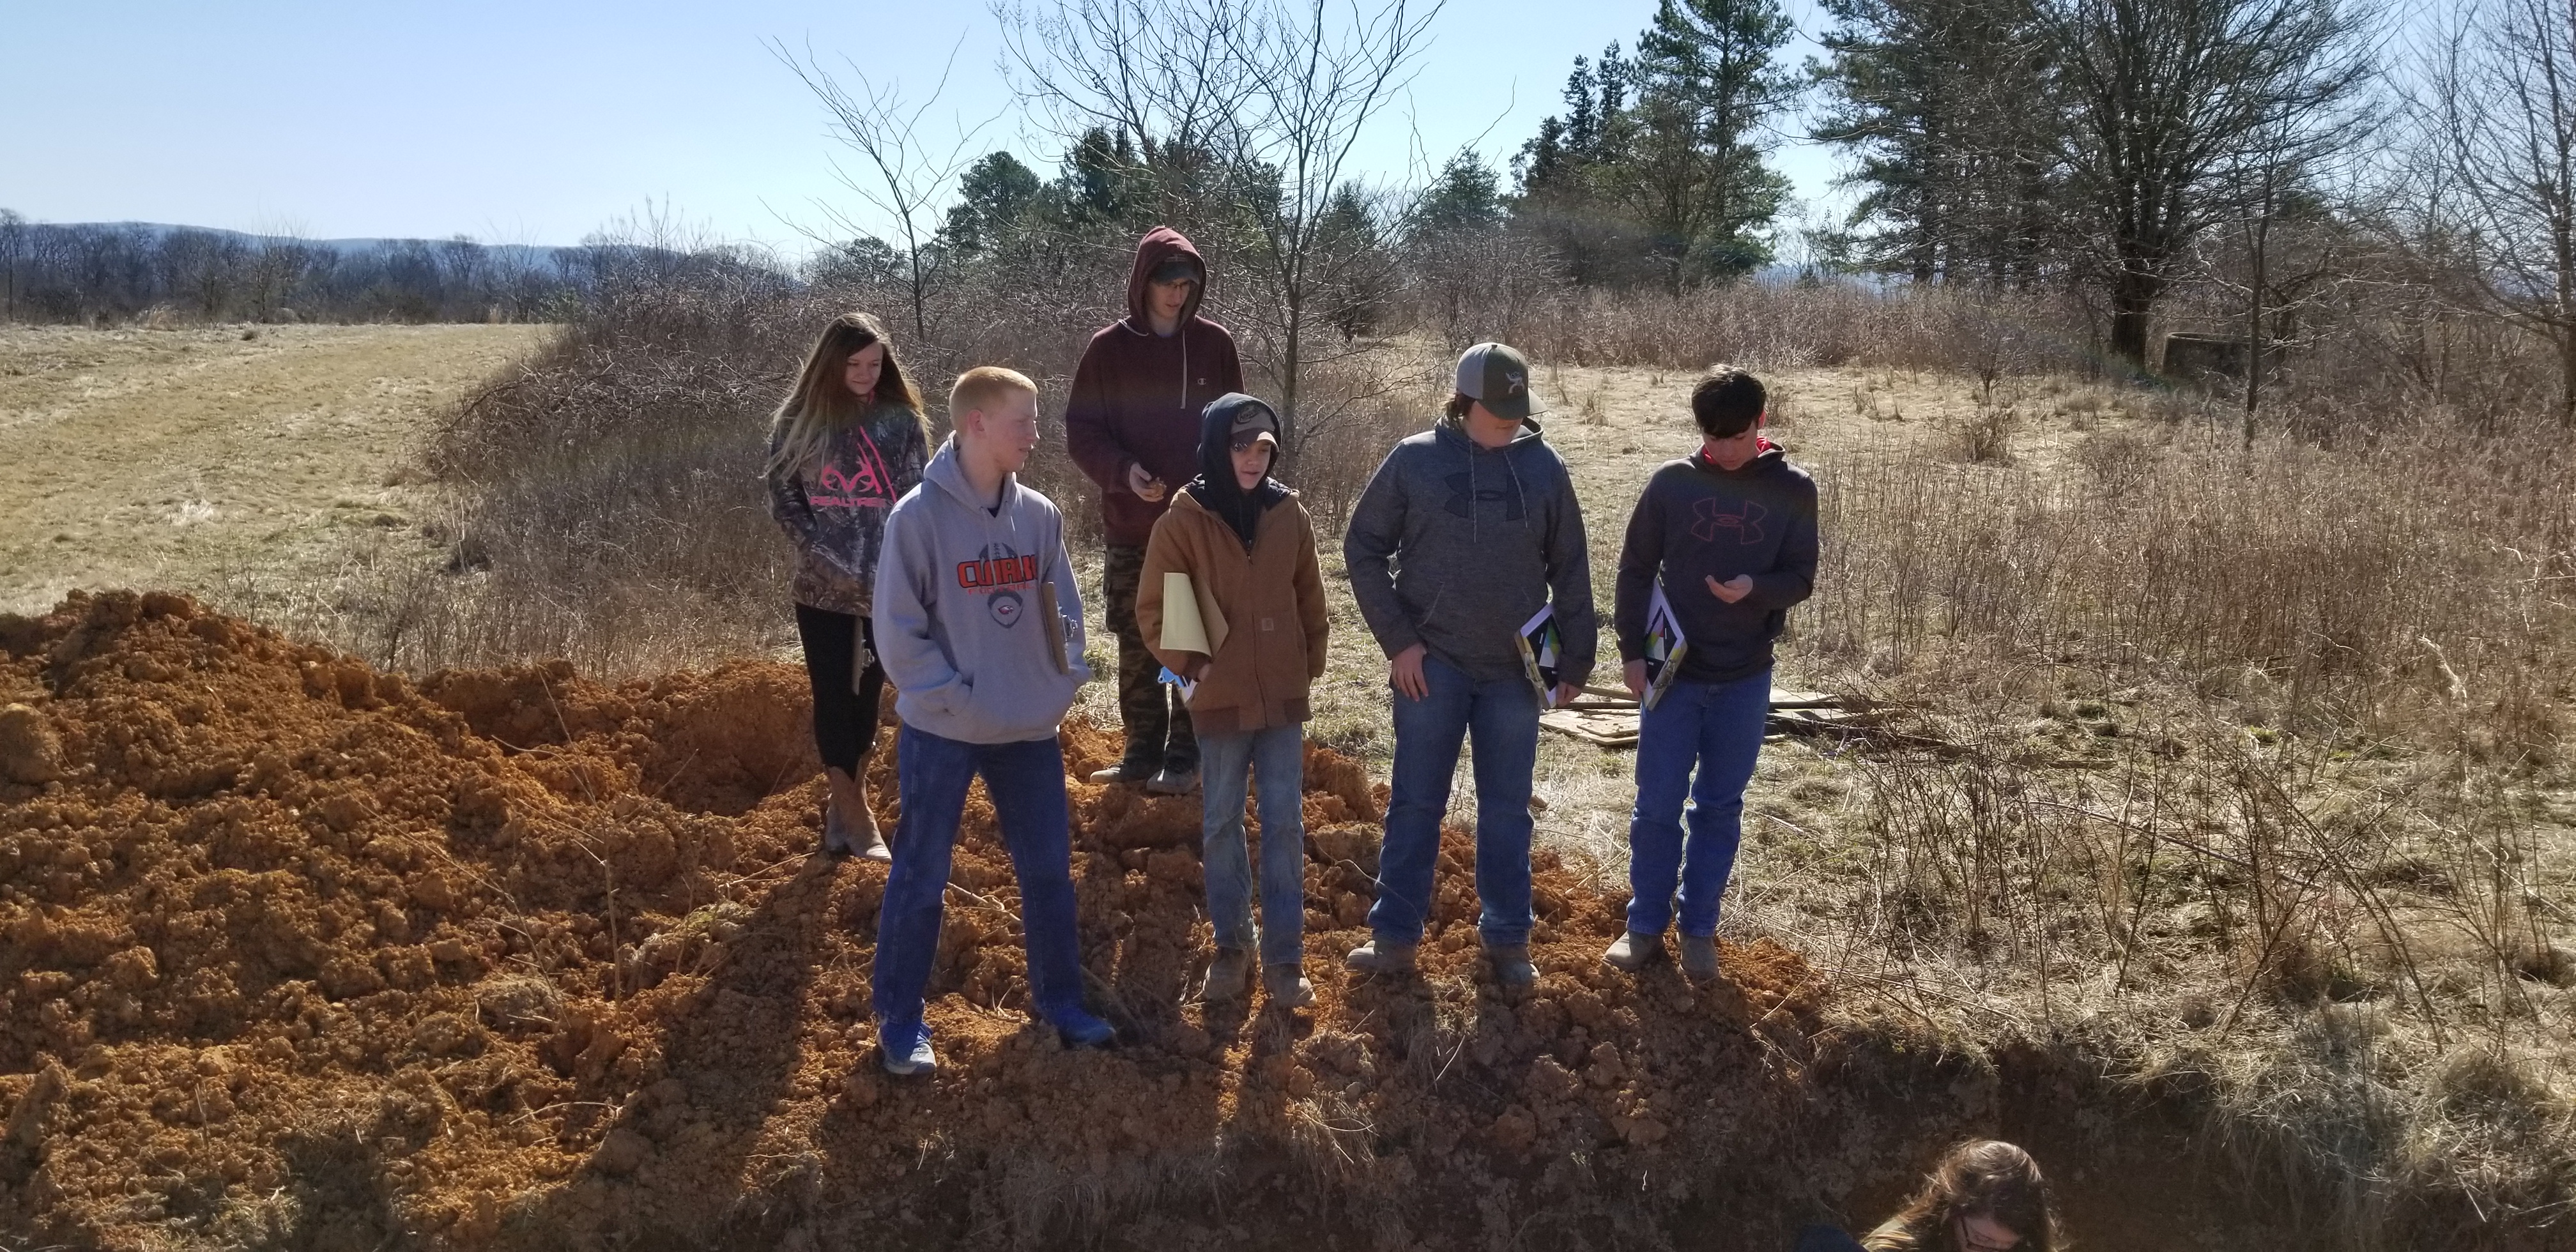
1038, 581, 1071, 675
1159, 571, 1229, 657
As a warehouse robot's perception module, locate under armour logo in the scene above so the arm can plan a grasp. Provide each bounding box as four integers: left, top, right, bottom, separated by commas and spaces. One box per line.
1692, 498, 1768, 545
1443, 471, 1526, 521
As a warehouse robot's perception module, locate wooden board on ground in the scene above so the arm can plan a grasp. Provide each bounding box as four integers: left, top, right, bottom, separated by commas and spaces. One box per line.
1543, 689, 1861, 749
1540, 708, 1642, 747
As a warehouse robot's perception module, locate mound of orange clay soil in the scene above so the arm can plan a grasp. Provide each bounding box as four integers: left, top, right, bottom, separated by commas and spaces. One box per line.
3, 592, 2195, 1252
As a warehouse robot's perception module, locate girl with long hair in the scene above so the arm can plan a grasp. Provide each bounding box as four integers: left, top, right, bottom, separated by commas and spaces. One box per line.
1861, 1139, 2066, 1252
766, 312, 932, 860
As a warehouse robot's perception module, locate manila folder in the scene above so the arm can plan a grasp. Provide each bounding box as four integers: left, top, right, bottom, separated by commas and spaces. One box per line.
1160, 572, 1210, 654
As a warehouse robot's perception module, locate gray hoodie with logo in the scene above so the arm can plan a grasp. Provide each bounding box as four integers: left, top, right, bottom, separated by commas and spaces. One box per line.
871, 438, 1092, 744
1343, 415, 1598, 688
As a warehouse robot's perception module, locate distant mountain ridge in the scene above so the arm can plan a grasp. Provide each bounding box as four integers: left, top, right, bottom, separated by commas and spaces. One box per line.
59, 222, 569, 265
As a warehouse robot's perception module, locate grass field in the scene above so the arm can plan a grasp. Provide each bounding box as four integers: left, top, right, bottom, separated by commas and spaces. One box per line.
5, 323, 2571, 1246
0, 323, 548, 618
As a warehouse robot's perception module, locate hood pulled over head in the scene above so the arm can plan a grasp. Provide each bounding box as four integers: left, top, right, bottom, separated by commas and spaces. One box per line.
1186, 392, 1287, 549
1127, 227, 1208, 328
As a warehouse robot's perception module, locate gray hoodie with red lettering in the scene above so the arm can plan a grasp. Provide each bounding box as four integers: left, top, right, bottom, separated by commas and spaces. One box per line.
871, 437, 1092, 744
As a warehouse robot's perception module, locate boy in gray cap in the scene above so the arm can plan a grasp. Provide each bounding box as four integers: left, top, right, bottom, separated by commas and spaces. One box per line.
1340, 342, 1597, 990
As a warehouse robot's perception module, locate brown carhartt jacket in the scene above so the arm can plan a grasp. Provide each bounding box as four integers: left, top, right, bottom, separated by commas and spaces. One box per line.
1137, 489, 1329, 736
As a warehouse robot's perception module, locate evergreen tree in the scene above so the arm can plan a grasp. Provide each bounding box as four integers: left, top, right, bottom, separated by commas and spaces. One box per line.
1623, 0, 1800, 282
939, 152, 1045, 257
1813, 0, 2066, 285
1510, 3, 1802, 290
1408, 150, 1506, 244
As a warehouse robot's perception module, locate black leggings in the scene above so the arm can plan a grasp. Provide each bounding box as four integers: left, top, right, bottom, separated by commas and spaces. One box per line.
794, 604, 887, 774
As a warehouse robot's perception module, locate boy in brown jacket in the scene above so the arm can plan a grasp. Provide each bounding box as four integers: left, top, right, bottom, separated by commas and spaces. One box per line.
1138, 393, 1330, 1007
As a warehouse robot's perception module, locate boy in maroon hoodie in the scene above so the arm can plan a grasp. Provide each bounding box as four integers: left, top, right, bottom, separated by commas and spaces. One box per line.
1066, 227, 1246, 795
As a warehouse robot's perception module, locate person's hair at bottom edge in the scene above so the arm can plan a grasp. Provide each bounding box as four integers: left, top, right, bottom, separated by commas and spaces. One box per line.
1868, 1139, 2062, 1252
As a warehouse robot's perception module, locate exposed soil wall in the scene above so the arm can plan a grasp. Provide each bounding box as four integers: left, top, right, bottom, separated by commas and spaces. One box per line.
1, 593, 2301, 1251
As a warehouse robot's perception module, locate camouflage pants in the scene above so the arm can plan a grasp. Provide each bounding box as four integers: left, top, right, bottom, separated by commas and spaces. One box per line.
1102, 543, 1197, 772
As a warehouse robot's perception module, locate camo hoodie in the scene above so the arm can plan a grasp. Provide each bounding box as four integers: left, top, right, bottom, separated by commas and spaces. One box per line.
765, 404, 930, 616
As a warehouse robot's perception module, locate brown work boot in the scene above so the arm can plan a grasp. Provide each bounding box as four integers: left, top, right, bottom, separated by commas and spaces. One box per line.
1344, 936, 1418, 975
1205, 947, 1255, 1002
1680, 934, 1721, 982
825, 767, 887, 862
1264, 963, 1315, 1009
1602, 930, 1664, 973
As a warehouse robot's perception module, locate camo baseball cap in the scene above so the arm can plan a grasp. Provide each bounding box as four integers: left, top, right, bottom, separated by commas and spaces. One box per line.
1455, 341, 1542, 421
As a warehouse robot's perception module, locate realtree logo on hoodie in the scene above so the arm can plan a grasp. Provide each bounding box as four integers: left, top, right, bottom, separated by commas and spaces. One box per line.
955, 542, 1041, 627
808, 427, 899, 509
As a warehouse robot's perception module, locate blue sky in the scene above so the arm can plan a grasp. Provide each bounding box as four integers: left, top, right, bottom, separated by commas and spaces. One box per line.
3, 0, 1848, 253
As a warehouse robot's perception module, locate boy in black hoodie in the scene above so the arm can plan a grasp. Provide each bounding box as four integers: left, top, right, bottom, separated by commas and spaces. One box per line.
1604, 367, 1818, 981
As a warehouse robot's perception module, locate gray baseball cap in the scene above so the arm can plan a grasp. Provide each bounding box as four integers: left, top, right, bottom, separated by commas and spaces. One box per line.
1455, 342, 1542, 421
1228, 399, 1280, 448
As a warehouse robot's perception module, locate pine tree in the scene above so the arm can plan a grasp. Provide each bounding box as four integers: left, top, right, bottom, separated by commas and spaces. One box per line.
1623, 0, 1800, 282
1813, 0, 2066, 285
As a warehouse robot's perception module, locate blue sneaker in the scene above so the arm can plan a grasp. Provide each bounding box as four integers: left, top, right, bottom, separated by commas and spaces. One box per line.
1054, 1011, 1117, 1050
880, 1025, 937, 1076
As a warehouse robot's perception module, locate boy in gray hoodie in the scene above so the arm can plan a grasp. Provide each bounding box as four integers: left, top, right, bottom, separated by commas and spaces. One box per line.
868, 367, 1114, 1075
1342, 342, 1598, 990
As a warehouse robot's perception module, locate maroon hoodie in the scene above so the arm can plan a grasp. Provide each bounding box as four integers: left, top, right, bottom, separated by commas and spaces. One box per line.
1064, 227, 1246, 547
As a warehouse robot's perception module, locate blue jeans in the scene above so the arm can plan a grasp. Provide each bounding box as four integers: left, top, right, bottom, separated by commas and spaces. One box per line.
1627, 668, 1770, 937
1370, 653, 1541, 947
1197, 724, 1308, 968
873, 724, 1086, 1045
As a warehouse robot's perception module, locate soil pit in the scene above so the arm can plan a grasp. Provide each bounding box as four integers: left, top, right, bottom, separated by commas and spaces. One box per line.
2, 592, 2237, 1251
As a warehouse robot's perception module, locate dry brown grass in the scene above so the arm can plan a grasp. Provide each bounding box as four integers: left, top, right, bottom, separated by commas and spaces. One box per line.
1518, 351, 2576, 1248
208, 275, 2576, 1244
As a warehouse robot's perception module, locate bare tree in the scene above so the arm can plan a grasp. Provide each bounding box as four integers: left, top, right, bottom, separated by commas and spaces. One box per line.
1000, 0, 1439, 449
2437, 0, 2576, 425
2220, 135, 2361, 446
0, 210, 24, 322
776, 38, 999, 346
997, 0, 1259, 222
244, 230, 314, 323
2038, 0, 2377, 370
156, 228, 249, 319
